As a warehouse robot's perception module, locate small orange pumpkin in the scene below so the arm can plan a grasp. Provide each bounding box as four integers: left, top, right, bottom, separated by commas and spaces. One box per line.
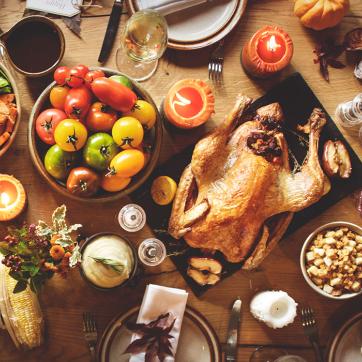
163, 79, 215, 129
294, 0, 350, 31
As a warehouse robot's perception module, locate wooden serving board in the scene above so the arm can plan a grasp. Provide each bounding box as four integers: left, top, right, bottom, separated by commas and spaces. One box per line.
132, 73, 362, 297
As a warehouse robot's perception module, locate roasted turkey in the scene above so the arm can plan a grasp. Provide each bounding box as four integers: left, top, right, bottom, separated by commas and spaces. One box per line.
168, 95, 331, 270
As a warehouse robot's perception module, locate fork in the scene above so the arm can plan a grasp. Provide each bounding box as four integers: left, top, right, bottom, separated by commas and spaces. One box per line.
301, 307, 324, 362
208, 39, 225, 83
83, 312, 98, 362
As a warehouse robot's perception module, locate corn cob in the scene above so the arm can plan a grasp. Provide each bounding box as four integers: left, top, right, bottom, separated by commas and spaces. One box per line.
0, 263, 43, 349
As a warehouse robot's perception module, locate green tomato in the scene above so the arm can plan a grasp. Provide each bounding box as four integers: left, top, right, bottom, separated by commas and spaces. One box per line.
44, 144, 79, 180
83, 132, 119, 171
109, 75, 132, 89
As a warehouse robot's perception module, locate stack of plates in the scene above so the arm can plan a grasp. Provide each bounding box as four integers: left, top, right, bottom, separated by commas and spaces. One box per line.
126, 0, 248, 50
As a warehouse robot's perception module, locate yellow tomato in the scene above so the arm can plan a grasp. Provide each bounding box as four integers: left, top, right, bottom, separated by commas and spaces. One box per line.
109, 149, 145, 178
101, 174, 131, 192
151, 176, 177, 206
125, 100, 157, 130
112, 116, 144, 149
49, 85, 70, 110
54, 119, 88, 152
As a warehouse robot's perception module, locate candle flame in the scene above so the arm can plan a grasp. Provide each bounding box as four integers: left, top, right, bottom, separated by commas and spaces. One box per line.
0, 192, 10, 207
267, 35, 281, 52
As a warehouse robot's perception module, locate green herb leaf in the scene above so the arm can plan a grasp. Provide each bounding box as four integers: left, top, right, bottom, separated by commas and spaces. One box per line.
69, 244, 81, 268
0, 246, 10, 256
13, 280, 27, 294
52, 205, 67, 231
90, 257, 125, 274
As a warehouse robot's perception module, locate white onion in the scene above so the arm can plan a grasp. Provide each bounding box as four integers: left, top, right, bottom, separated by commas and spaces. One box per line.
250, 290, 297, 329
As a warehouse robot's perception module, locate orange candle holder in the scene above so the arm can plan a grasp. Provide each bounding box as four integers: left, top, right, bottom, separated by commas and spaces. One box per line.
163, 79, 215, 129
0, 174, 26, 221
241, 25, 293, 79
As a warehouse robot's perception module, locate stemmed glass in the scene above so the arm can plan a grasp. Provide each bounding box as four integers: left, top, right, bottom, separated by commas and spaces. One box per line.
116, 10, 168, 82
249, 346, 307, 362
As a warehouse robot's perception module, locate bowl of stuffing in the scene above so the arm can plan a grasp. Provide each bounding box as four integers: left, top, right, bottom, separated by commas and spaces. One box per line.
300, 221, 362, 300
0, 63, 20, 158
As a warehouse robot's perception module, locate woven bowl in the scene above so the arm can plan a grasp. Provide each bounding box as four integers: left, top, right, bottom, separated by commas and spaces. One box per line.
28, 67, 162, 203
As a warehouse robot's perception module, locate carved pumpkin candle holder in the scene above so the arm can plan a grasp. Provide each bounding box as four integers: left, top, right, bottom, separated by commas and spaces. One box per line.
0, 174, 26, 221
163, 79, 215, 129
241, 25, 293, 79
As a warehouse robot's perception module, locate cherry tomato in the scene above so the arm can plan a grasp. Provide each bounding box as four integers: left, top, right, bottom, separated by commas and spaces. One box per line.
85, 102, 117, 132
84, 70, 105, 89
73, 64, 89, 78
54, 66, 70, 85
66, 167, 100, 198
54, 119, 88, 152
64, 86, 92, 120
91, 77, 137, 113
101, 174, 131, 192
109, 149, 145, 178
66, 67, 85, 88
50, 85, 70, 110
36, 108, 67, 145
125, 100, 157, 130
112, 116, 144, 149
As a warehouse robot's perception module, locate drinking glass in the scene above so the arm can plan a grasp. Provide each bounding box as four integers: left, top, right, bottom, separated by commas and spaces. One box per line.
249, 347, 307, 362
138, 238, 167, 267
335, 93, 362, 128
116, 10, 168, 82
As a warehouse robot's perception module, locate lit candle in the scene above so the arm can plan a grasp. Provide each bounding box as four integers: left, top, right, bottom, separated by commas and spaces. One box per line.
163, 79, 215, 129
0, 174, 26, 221
241, 25, 293, 78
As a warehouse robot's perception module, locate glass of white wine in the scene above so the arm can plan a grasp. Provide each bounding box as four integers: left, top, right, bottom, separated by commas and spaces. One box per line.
116, 10, 168, 82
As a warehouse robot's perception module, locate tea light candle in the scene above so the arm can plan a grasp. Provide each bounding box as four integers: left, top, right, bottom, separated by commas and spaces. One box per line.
0, 174, 26, 221
163, 79, 214, 129
241, 25, 293, 78
250, 290, 297, 329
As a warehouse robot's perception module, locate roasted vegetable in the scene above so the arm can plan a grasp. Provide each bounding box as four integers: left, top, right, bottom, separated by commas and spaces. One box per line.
187, 268, 220, 286
189, 257, 222, 274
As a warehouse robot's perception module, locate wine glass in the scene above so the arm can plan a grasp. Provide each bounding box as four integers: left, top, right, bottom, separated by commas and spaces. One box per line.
250, 346, 307, 362
116, 10, 168, 82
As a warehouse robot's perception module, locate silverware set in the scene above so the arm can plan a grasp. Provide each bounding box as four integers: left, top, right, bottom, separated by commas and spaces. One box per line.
208, 39, 225, 83
301, 306, 324, 362
83, 312, 98, 362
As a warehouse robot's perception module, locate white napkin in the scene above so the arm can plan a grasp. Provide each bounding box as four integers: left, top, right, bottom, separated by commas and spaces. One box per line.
129, 284, 188, 362
137, 0, 207, 16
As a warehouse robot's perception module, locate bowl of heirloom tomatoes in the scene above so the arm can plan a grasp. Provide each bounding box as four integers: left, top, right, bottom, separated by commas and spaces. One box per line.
28, 65, 163, 202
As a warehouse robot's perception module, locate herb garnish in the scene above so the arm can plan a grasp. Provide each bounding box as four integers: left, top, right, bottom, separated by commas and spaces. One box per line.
90, 257, 125, 274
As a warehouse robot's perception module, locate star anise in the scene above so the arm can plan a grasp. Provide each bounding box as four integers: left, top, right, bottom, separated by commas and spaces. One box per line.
125, 313, 176, 362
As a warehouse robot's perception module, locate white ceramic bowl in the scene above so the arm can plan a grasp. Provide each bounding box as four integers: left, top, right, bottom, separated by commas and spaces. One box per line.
300, 221, 362, 300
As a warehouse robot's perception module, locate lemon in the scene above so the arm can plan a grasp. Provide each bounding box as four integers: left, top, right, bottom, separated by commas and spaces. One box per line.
151, 176, 177, 206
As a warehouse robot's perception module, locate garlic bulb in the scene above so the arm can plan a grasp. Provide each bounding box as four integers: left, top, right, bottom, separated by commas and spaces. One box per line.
250, 290, 297, 329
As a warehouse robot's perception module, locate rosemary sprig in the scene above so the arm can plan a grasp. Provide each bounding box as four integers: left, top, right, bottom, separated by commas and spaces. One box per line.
90, 257, 125, 274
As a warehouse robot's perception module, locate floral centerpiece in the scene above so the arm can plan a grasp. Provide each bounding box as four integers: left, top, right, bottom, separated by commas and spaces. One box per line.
0, 205, 82, 293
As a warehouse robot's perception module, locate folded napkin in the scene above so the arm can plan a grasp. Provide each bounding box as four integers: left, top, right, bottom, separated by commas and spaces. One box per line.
129, 284, 188, 362
137, 0, 207, 16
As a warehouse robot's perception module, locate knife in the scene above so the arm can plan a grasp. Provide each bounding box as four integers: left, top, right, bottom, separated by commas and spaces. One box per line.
225, 297, 242, 362
98, 0, 124, 63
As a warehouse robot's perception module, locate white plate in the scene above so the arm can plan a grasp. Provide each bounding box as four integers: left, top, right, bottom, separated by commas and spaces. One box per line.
98, 306, 221, 362
328, 312, 362, 362
165, 0, 238, 43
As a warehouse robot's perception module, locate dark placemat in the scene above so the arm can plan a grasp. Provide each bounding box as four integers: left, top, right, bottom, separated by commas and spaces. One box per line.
132, 72, 362, 297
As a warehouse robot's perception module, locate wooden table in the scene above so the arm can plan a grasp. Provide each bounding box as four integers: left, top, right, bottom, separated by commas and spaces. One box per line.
0, 1, 361, 361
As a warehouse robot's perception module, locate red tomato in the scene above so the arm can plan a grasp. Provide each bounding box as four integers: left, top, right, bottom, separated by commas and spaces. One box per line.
73, 64, 89, 78
91, 77, 137, 113
64, 86, 92, 120
85, 102, 117, 132
66, 67, 84, 88
54, 66, 70, 85
35, 108, 66, 145
84, 70, 105, 89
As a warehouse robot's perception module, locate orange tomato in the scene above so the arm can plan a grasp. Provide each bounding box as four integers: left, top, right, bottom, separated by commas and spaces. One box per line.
101, 174, 131, 192
50, 85, 70, 110
85, 102, 117, 132
109, 149, 145, 178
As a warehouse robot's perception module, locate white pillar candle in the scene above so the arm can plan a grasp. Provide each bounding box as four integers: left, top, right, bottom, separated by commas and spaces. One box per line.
250, 290, 297, 329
